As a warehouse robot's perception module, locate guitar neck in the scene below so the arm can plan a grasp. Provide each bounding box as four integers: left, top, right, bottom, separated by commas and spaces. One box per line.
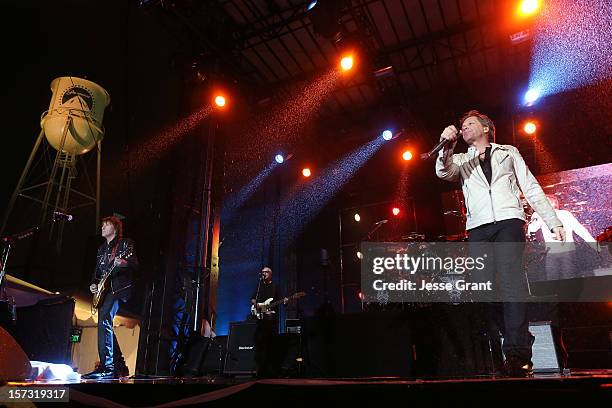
101, 251, 132, 280
266, 293, 302, 308
267, 299, 284, 308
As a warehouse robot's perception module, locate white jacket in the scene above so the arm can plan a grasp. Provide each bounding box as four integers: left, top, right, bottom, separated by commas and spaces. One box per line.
436, 142, 562, 231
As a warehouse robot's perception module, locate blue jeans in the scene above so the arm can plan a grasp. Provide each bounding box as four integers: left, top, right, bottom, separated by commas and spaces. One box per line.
97, 293, 124, 370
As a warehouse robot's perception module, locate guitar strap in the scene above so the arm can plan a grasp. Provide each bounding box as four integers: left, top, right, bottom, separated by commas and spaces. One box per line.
102, 239, 121, 278
109, 239, 120, 263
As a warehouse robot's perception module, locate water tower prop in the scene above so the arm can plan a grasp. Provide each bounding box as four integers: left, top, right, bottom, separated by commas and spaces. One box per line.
1, 77, 110, 251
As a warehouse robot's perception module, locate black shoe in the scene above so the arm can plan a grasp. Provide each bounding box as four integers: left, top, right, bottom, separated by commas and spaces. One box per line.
95, 369, 118, 379
502, 358, 533, 378
115, 364, 129, 378
82, 366, 116, 380
82, 367, 104, 379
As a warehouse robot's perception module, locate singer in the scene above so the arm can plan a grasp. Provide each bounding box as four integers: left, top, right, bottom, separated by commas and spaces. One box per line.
435, 110, 565, 377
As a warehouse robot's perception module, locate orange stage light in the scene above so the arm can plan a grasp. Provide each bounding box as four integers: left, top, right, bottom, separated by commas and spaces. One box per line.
340, 55, 354, 71
524, 121, 537, 134
517, 0, 540, 17
214, 95, 226, 107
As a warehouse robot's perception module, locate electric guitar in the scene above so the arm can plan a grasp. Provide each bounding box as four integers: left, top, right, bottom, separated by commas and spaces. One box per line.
251, 291, 306, 320
92, 248, 132, 309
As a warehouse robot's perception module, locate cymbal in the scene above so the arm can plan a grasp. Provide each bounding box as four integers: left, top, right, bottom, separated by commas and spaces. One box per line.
402, 232, 426, 241
436, 233, 467, 242
443, 210, 465, 218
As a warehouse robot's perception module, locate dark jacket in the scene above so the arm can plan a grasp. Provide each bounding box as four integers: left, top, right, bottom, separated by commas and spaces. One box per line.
92, 237, 138, 298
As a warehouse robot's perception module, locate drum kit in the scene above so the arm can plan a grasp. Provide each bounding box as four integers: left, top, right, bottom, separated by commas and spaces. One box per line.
361, 193, 611, 311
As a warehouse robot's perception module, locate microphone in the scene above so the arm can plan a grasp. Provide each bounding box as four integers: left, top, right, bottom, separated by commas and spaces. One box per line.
420, 130, 461, 160
53, 211, 73, 221
374, 219, 388, 225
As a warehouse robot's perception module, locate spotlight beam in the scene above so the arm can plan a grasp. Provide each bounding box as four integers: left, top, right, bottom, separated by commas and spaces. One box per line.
278, 137, 386, 243
125, 106, 212, 173
528, 0, 612, 99
222, 163, 275, 222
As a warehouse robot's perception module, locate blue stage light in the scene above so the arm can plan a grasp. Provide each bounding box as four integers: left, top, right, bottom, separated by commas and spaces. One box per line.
524, 89, 540, 105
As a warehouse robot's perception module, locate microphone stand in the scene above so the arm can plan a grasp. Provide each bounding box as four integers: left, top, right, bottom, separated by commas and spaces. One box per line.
364, 221, 387, 241
0, 226, 39, 327
252, 273, 263, 319
0, 226, 40, 291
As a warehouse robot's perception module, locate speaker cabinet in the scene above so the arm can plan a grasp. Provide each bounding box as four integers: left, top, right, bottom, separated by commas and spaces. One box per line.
181, 335, 228, 377
224, 321, 257, 375
200, 335, 227, 375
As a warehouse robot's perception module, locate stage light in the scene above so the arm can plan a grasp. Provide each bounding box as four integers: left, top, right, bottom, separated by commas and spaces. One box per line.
402, 150, 413, 161
382, 130, 393, 141
302, 168, 312, 177
274, 154, 284, 164
214, 95, 226, 107
392, 207, 400, 216
306, 0, 317, 11
354, 213, 361, 222
518, 0, 540, 17
524, 122, 537, 134
340, 55, 354, 72
356, 251, 363, 259
524, 89, 540, 105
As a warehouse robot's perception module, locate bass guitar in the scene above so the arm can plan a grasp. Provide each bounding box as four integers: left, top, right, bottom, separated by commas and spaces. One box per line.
250, 291, 306, 320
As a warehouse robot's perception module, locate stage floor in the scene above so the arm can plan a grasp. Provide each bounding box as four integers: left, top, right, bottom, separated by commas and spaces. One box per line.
5, 370, 611, 406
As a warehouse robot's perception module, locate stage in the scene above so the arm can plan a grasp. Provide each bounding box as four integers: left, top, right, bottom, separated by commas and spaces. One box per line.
2, 1, 612, 406
5, 370, 610, 406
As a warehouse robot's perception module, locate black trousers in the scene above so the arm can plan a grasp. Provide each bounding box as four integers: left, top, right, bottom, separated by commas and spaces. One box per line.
97, 291, 128, 370
468, 218, 533, 364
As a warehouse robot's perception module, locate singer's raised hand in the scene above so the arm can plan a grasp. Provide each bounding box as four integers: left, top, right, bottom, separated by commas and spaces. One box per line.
440, 125, 459, 142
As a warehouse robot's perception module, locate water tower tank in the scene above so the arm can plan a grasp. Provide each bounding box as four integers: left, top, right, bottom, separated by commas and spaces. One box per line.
41, 77, 110, 155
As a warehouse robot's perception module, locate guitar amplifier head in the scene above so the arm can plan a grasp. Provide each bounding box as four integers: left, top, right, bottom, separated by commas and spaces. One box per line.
285, 319, 302, 334
223, 321, 257, 375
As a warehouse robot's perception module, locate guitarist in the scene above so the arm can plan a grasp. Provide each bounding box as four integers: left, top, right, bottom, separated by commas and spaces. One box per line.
83, 216, 138, 380
250, 267, 286, 378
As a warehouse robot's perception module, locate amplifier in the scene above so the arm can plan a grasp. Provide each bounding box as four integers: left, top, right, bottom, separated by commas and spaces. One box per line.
223, 321, 257, 375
